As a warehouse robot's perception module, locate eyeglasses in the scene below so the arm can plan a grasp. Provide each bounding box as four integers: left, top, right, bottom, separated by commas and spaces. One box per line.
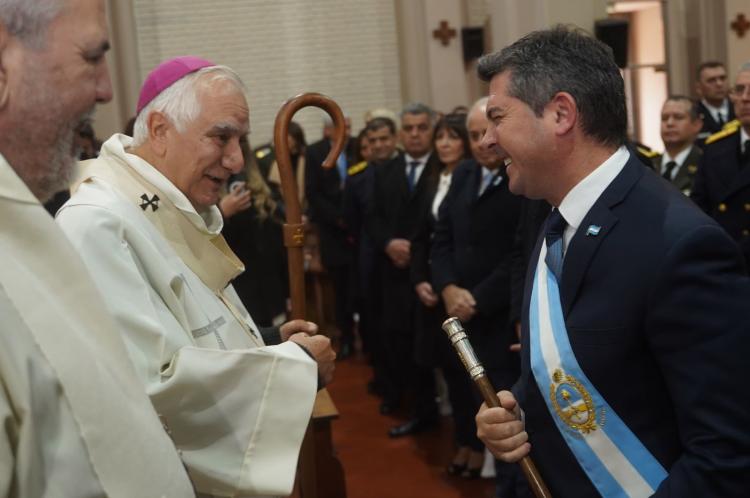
730, 84, 750, 98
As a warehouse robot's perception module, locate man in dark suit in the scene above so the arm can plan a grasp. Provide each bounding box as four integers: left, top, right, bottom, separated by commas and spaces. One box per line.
695, 61, 735, 146
431, 97, 527, 496
343, 117, 399, 396
692, 63, 750, 266
370, 103, 441, 434
305, 116, 358, 357
475, 27, 750, 497
652, 95, 703, 195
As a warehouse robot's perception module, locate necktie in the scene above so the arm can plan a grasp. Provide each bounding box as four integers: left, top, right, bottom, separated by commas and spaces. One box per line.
336, 151, 347, 187
407, 160, 419, 192
544, 209, 567, 282
662, 160, 677, 180
478, 170, 494, 196
716, 112, 725, 128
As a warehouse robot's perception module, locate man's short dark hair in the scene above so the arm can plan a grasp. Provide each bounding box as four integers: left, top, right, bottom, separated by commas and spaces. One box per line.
696, 61, 726, 80
366, 117, 396, 135
665, 95, 701, 121
477, 25, 627, 148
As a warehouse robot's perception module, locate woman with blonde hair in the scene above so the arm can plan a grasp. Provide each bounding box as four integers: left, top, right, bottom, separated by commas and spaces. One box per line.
221, 140, 289, 326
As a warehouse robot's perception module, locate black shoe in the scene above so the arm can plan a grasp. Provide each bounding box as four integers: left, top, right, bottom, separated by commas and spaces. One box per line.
446, 462, 467, 476
387, 417, 437, 438
379, 400, 397, 415
461, 466, 482, 479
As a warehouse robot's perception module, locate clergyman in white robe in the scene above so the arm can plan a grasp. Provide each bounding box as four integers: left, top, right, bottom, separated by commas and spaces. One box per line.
0, 153, 195, 498
56, 134, 318, 497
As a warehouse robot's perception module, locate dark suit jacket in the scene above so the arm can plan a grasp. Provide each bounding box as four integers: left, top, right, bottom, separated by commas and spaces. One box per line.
691, 129, 750, 263
516, 155, 750, 497
697, 100, 736, 140
305, 137, 357, 267
651, 145, 702, 195
342, 162, 376, 297
369, 152, 441, 332
430, 160, 522, 370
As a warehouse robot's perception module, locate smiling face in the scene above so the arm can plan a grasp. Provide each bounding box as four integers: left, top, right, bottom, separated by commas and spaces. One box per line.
367, 124, 397, 162
467, 104, 503, 169
159, 79, 249, 210
482, 71, 553, 199
434, 126, 466, 168
1, 0, 112, 201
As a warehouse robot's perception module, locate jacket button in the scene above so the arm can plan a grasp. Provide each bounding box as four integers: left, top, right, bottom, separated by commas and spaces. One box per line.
743, 229, 749, 237
744, 204, 750, 212
718, 203, 727, 212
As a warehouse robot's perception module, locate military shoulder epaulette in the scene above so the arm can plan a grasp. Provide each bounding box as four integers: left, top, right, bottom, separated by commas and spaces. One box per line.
347, 160, 368, 176
637, 146, 659, 159
255, 147, 272, 159
705, 125, 739, 145
723, 119, 741, 130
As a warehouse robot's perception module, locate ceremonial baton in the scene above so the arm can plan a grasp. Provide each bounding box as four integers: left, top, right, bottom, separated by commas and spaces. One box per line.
442, 317, 552, 498
274, 93, 347, 498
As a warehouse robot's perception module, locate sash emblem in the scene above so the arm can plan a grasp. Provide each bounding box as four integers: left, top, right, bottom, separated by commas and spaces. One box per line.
550, 369, 605, 437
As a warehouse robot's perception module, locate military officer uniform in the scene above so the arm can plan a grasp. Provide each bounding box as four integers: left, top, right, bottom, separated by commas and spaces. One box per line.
651, 146, 702, 196
691, 121, 750, 265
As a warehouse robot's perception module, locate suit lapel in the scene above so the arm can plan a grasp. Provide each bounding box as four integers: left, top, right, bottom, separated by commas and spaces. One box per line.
411, 153, 440, 200
673, 146, 701, 193
559, 157, 642, 315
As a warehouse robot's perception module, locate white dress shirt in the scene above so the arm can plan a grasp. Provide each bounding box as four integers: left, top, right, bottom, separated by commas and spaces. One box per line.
557, 146, 630, 254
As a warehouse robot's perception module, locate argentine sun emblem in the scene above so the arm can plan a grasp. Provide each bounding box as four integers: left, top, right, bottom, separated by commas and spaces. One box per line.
549, 369, 605, 436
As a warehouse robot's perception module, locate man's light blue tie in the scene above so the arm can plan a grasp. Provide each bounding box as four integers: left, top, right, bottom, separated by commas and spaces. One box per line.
336, 151, 347, 187
478, 169, 494, 196
407, 160, 419, 192
544, 209, 567, 282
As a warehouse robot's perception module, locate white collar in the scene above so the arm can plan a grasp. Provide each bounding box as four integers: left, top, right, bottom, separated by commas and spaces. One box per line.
0, 152, 40, 205
99, 134, 223, 234
404, 152, 431, 166
558, 146, 629, 237
661, 145, 692, 169
701, 99, 729, 120
741, 128, 750, 152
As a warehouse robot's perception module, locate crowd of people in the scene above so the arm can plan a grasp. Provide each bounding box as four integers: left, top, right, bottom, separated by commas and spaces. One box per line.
2, 1, 750, 497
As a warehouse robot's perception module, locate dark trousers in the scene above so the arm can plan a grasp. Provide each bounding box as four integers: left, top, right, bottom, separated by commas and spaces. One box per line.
443, 365, 483, 451
327, 264, 354, 346
485, 367, 530, 498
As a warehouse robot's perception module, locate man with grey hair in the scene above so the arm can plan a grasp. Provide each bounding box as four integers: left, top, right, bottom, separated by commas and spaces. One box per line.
475, 26, 750, 497
692, 61, 750, 266
0, 1, 194, 496
56, 56, 335, 497
370, 102, 441, 435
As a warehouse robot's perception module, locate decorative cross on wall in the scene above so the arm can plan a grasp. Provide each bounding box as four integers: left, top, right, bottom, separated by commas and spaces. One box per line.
731, 13, 750, 38
433, 20, 457, 46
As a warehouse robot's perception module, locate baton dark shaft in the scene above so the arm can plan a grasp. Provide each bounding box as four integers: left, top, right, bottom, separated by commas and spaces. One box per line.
441, 317, 552, 498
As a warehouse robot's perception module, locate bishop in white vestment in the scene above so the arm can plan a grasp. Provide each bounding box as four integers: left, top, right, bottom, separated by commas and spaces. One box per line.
56, 57, 326, 497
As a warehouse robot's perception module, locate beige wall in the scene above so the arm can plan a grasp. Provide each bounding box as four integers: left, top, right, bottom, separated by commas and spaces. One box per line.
726, 0, 750, 76
631, 4, 668, 148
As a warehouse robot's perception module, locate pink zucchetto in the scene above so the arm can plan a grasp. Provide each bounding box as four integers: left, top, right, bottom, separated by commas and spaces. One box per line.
136, 56, 215, 115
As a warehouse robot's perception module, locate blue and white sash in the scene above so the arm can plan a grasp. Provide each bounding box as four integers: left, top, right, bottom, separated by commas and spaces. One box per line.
529, 243, 667, 497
